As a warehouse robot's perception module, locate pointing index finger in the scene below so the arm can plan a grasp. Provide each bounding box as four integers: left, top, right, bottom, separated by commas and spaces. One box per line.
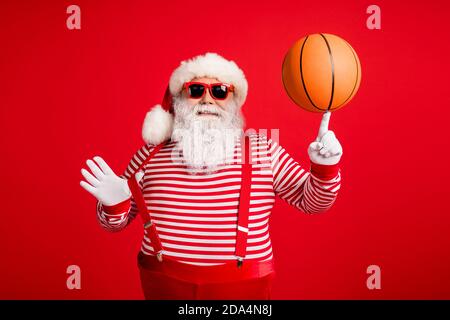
317, 111, 331, 140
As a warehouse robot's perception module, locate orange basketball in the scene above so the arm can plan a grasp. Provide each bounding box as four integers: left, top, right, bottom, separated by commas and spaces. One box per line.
282, 33, 361, 112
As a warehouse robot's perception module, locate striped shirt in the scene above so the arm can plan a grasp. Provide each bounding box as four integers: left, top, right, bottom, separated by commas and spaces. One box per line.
96, 134, 341, 266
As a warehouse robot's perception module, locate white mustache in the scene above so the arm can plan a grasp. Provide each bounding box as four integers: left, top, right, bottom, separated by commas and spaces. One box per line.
193, 104, 223, 117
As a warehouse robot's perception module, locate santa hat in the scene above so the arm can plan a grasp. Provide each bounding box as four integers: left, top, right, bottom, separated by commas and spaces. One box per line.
141, 52, 248, 145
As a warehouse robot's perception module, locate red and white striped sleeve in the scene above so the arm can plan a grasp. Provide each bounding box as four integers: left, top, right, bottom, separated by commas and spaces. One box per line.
96, 143, 154, 232
269, 139, 341, 214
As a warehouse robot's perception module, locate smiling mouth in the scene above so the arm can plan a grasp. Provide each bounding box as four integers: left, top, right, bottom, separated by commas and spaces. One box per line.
196, 111, 219, 117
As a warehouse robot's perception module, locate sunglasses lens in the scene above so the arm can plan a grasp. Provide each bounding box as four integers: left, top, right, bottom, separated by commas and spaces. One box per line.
211, 85, 228, 99
188, 84, 205, 98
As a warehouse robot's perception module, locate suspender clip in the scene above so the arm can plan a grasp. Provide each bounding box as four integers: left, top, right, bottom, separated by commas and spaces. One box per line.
143, 220, 153, 229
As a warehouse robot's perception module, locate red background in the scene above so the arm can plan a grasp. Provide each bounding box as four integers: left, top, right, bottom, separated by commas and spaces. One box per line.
1, 0, 449, 299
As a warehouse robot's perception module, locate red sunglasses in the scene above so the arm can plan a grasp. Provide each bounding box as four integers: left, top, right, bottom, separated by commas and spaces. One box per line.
184, 81, 235, 100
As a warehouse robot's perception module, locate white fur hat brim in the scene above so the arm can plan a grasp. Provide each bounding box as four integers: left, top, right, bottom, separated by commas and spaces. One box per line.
142, 104, 173, 145
169, 52, 248, 107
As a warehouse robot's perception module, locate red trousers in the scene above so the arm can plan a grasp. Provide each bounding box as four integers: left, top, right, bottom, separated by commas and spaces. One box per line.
137, 252, 276, 300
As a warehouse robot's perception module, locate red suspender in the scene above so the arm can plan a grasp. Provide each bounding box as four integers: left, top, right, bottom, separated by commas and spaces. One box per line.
127, 136, 252, 267
235, 135, 252, 267
127, 141, 167, 262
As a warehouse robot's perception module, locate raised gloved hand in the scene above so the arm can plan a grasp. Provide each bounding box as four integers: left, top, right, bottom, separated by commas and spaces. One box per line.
308, 111, 343, 166
80, 156, 144, 206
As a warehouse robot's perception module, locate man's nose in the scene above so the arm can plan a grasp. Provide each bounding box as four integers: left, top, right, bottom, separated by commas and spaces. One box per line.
200, 89, 215, 105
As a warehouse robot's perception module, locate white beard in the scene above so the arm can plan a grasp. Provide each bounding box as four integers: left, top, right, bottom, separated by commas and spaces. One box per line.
170, 97, 244, 175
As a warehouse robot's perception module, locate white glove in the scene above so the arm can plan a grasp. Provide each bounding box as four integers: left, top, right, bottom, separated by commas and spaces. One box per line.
308, 111, 343, 165
80, 156, 144, 206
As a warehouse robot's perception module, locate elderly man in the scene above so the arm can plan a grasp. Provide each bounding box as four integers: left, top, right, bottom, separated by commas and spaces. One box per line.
80, 53, 343, 300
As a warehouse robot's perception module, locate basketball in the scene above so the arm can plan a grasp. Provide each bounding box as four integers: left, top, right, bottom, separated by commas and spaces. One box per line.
282, 33, 361, 113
